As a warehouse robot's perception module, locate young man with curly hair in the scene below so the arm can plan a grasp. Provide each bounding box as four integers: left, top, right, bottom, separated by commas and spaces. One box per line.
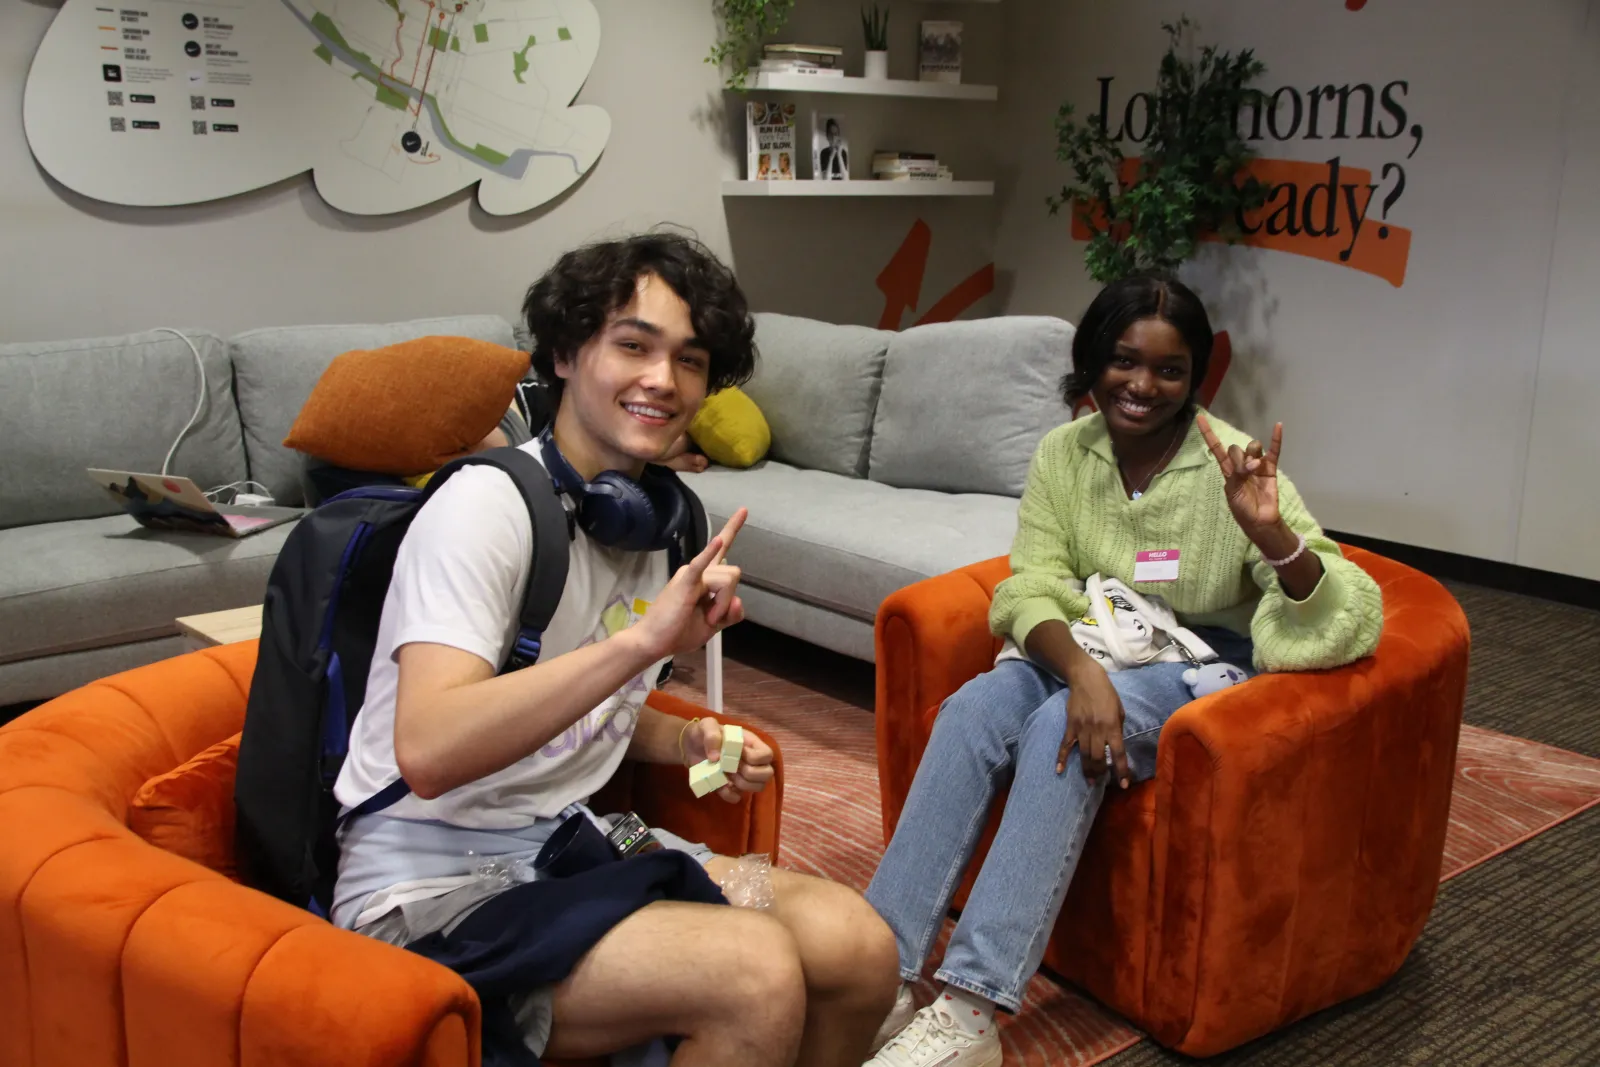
331, 232, 899, 1066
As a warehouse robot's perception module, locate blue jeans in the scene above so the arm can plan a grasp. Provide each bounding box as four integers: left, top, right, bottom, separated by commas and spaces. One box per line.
865, 629, 1254, 1011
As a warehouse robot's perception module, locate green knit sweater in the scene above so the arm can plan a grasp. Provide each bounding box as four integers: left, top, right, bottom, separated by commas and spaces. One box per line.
990, 411, 1384, 673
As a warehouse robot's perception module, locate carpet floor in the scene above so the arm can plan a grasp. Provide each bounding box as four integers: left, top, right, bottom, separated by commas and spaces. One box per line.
667, 577, 1600, 1067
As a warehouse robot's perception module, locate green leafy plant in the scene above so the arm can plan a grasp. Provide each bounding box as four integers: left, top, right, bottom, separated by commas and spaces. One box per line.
708, 0, 797, 91
1048, 18, 1269, 282
861, 4, 889, 51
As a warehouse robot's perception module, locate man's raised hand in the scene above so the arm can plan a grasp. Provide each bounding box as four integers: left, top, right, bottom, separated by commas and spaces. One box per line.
631, 509, 748, 660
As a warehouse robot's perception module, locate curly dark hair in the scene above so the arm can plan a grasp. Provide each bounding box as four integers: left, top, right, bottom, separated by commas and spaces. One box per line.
1060, 272, 1213, 409
522, 231, 757, 404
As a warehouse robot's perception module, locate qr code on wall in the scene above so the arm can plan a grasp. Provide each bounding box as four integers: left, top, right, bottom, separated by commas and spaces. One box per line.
107, 91, 123, 106
192, 120, 208, 135
190, 95, 206, 110
109, 116, 126, 132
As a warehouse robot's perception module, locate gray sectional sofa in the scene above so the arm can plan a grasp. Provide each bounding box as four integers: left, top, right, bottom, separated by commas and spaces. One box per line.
0, 308, 1074, 703
0, 315, 515, 705
684, 312, 1076, 661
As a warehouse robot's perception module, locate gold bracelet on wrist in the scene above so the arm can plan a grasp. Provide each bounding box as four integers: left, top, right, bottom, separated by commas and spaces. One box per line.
677, 717, 700, 764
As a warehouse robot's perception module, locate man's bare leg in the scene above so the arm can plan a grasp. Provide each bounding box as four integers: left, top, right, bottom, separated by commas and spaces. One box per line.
708, 860, 901, 1067
544, 899, 807, 1066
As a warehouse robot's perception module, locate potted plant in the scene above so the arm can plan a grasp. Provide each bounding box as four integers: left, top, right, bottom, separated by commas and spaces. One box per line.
861, 5, 889, 80
1048, 17, 1268, 412
708, 0, 797, 90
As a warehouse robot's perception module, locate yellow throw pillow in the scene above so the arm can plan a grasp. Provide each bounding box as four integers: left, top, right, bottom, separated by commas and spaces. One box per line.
689, 387, 771, 468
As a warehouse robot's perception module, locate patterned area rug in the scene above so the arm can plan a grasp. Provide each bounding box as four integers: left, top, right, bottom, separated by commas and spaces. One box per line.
666, 652, 1600, 1067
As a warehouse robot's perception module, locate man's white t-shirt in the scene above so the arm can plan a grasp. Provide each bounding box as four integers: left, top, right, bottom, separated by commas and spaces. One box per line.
333, 441, 671, 829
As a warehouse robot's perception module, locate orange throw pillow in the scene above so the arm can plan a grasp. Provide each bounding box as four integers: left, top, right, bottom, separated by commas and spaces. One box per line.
284, 336, 530, 475
128, 733, 241, 879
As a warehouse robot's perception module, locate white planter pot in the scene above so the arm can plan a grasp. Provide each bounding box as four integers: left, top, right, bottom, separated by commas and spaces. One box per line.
863, 50, 888, 80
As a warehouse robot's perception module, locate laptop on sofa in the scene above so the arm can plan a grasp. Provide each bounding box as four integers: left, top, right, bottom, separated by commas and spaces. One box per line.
86, 469, 302, 539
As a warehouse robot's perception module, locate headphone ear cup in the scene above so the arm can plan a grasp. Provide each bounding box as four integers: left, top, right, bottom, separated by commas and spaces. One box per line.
583, 473, 658, 552
639, 467, 689, 552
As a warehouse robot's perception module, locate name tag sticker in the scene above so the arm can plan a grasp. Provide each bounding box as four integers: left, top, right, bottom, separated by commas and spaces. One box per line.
1134, 549, 1181, 583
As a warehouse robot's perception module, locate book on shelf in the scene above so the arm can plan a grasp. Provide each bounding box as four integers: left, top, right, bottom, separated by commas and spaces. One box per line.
872, 151, 951, 181
759, 60, 846, 77
875, 169, 954, 181
764, 43, 845, 58
812, 112, 850, 180
746, 101, 798, 180
919, 21, 963, 84
761, 51, 837, 67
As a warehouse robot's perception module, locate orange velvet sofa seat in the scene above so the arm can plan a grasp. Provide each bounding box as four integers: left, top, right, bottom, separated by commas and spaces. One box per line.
0, 642, 783, 1067
874, 547, 1469, 1056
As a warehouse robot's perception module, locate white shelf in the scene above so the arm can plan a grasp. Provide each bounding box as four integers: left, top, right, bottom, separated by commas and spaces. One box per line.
723, 180, 994, 197
743, 73, 998, 101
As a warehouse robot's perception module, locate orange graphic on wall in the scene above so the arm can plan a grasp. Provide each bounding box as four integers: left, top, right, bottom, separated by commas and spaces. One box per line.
876, 220, 997, 330
1071, 156, 1412, 287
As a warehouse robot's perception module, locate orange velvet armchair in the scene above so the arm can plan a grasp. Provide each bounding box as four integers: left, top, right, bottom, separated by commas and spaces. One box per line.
874, 547, 1469, 1056
0, 642, 782, 1067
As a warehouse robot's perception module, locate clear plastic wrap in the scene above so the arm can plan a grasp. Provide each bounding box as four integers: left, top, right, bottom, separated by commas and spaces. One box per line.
718, 852, 775, 909
467, 851, 535, 890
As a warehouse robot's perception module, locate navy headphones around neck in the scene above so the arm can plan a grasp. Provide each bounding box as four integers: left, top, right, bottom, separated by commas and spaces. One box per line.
537, 427, 690, 554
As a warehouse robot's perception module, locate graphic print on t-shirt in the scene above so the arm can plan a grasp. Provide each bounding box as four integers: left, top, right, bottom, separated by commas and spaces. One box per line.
540, 593, 654, 757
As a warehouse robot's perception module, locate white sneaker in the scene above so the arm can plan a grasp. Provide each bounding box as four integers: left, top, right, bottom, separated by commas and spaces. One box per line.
869, 984, 918, 1053
864, 1004, 1002, 1067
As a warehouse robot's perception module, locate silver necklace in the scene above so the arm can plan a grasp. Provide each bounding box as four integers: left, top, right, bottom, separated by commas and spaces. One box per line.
1118, 421, 1186, 500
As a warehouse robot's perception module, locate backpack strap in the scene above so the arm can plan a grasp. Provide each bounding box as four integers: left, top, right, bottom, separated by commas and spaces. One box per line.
425, 447, 570, 673
685, 482, 708, 561
653, 468, 708, 573
338, 448, 571, 829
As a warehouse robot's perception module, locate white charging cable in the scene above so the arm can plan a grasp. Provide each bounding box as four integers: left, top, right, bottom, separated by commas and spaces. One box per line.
203, 479, 274, 504
151, 327, 207, 477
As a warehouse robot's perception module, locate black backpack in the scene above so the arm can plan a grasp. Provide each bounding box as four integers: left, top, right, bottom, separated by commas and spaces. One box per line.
233, 447, 706, 915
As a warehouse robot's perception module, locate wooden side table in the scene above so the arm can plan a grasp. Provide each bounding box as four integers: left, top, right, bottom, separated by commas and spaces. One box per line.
176, 605, 264, 649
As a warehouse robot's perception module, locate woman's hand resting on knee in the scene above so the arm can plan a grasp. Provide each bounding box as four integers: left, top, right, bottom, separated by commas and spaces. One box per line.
1062, 670, 1129, 788
1023, 617, 1132, 788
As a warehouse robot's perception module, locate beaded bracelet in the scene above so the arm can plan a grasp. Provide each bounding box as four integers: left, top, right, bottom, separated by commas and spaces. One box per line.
1263, 532, 1308, 568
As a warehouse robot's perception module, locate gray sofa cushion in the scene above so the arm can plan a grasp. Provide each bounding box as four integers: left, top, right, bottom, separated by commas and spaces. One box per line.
0, 330, 249, 529
680, 462, 1018, 623
0, 514, 296, 663
744, 313, 891, 479
230, 315, 517, 506
868, 316, 1075, 497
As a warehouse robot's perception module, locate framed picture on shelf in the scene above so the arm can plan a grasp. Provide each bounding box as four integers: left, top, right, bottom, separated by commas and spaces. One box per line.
812, 112, 849, 180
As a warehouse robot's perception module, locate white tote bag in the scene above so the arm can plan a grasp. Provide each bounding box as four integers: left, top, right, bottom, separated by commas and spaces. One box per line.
1067, 574, 1217, 673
